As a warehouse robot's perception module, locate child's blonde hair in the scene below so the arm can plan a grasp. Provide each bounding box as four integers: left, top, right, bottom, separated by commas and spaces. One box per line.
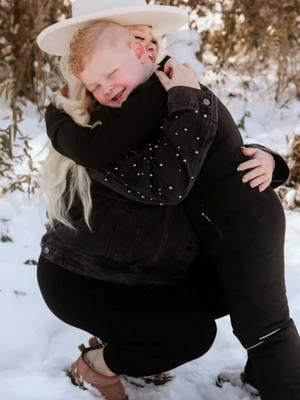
39, 20, 165, 232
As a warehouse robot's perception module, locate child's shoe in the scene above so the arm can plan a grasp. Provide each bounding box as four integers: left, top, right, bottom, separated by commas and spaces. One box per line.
216, 369, 260, 397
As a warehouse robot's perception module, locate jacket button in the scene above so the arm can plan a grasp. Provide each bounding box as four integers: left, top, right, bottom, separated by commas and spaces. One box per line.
203, 98, 210, 106
44, 246, 50, 255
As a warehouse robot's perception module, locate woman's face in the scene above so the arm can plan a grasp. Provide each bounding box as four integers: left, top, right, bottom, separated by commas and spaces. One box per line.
79, 24, 158, 108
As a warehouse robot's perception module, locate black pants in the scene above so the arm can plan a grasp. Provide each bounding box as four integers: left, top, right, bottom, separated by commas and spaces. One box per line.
187, 184, 300, 400
37, 247, 300, 399
37, 254, 219, 377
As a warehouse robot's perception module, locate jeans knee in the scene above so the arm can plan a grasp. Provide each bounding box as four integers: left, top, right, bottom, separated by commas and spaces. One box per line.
188, 318, 217, 359
234, 318, 292, 351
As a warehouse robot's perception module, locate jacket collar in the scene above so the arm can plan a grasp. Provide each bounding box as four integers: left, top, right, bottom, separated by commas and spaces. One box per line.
157, 55, 172, 71
146, 54, 171, 83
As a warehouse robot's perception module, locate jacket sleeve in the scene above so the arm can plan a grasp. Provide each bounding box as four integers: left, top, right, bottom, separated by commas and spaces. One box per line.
244, 143, 290, 188
86, 84, 218, 206
45, 103, 151, 169
44, 76, 168, 169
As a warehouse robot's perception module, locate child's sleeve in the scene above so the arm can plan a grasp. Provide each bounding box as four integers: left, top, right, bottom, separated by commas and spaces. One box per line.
86, 84, 219, 206
45, 56, 175, 171
45, 104, 156, 169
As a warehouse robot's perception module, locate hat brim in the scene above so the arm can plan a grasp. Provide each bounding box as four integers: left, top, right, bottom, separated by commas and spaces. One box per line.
37, 5, 188, 56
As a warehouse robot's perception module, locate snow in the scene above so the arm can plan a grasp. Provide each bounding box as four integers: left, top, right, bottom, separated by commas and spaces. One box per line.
1, 27, 300, 400
1, 206, 300, 400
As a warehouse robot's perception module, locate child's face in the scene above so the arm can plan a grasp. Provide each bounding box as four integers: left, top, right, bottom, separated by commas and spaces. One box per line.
79, 24, 158, 108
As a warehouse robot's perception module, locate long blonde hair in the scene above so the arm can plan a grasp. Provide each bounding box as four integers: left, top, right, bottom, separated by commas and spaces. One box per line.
38, 20, 165, 233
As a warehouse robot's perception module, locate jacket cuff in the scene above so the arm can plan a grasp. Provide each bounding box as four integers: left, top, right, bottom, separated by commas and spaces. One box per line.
245, 143, 290, 188
167, 84, 213, 115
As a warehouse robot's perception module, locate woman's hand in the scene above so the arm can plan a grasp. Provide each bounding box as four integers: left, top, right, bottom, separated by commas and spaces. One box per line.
60, 83, 69, 97
154, 58, 200, 91
237, 147, 276, 192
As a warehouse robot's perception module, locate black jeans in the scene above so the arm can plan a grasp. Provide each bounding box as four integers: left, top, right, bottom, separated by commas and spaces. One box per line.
37, 246, 300, 400
187, 187, 300, 400
37, 254, 218, 377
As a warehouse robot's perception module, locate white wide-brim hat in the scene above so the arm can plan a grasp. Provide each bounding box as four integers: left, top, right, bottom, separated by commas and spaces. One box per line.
36, 0, 189, 56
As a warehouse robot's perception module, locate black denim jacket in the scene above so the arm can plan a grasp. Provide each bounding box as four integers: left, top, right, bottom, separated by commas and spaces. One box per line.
41, 55, 289, 285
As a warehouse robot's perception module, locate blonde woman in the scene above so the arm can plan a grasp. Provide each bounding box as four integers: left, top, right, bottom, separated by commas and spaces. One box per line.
36, 1, 292, 399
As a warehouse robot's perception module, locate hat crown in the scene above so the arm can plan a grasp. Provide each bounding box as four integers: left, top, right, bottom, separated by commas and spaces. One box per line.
72, 0, 146, 18
37, 0, 188, 56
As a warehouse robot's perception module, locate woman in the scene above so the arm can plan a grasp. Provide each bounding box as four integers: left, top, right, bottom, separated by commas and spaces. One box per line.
36, 1, 290, 399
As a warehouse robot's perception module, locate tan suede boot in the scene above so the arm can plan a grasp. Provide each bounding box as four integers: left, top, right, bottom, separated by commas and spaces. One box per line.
66, 337, 128, 400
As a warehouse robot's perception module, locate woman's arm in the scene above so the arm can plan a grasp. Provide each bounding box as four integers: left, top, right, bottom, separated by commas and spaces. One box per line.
86, 85, 289, 205
242, 144, 289, 188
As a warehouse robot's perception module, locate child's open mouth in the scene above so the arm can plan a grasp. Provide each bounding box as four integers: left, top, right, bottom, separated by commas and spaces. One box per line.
112, 88, 126, 102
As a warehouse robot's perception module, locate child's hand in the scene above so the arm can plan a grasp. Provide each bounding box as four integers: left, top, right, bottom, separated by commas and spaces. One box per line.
154, 58, 200, 91
237, 147, 275, 192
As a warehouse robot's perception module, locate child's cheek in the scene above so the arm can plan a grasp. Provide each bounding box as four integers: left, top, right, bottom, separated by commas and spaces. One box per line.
93, 90, 109, 106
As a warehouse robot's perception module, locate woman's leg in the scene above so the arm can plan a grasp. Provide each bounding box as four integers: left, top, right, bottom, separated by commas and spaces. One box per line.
36, 255, 217, 377
186, 243, 228, 320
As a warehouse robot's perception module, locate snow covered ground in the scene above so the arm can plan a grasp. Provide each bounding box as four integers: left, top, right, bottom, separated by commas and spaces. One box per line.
0, 28, 300, 400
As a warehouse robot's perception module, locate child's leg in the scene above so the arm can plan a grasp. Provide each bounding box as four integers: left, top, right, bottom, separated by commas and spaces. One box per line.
243, 319, 300, 398
37, 255, 217, 377
195, 186, 300, 399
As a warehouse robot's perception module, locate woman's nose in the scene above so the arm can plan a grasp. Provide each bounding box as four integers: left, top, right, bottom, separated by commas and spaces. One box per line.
146, 42, 157, 61
147, 42, 156, 52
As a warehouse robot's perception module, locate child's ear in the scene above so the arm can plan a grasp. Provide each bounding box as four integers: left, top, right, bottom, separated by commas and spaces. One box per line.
130, 40, 149, 64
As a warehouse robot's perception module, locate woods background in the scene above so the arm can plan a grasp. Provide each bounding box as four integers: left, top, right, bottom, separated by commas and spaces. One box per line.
0, 0, 299, 204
